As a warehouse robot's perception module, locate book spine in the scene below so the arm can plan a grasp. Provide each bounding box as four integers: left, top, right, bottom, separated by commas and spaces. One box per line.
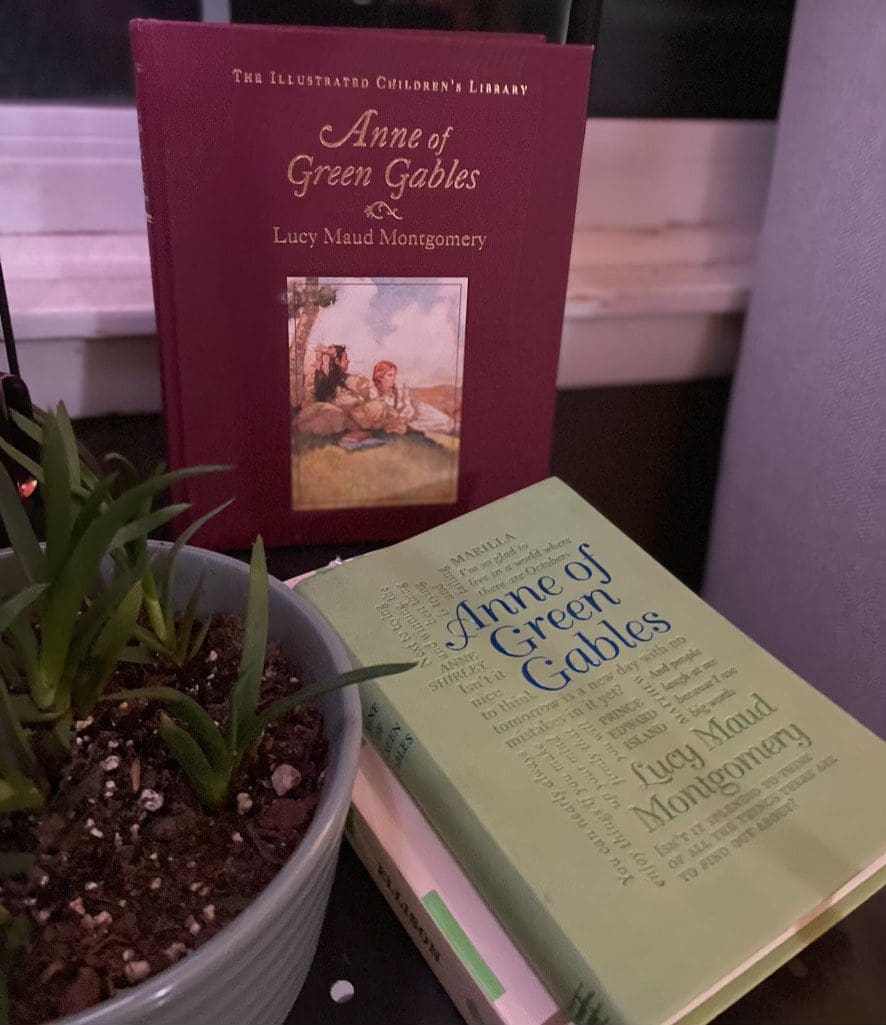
129, 22, 188, 500
346, 802, 508, 1025
360, 678, 622, 1025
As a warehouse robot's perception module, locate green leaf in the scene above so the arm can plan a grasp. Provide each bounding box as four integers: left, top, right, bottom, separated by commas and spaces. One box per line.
0, 584, 46, 634
0, 435, 45, 489
6, 620, 39, 705
102, 451, 139, 489
9, 409, 42, 445
41, 413, 76, 578
109, 503, 191, 551
54, 403, 83, 493
104, 686, 228, 771
69, 473, 114, 549
93, 580, 143, 666
48, 710, 73, 756
122, 489, 153, 567
72, 579, 143, 715
0, 645, 23, 694
0, 907, 32, 1025
130, 624, 177, 661
228, 537, 268, 752
0, 587, 44, 709
242, 662, 416, 751
0, 676, 41, 783
8, 695, 61, 724
63, 552, 149, 688
0, 775, 43, 814
159, 498, 233, 625
188, 613, 212, 661
256, 664, 414, 738
0, 464, 46, 584
108, 464, 225, 611
141, 570, 168, 643
37, 466, 221, 696
158, 713, 228, 808
5, 403, 83, 502
172, 574, 205, 666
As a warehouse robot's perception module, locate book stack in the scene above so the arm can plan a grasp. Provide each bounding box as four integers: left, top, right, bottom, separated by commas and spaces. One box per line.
347, 742, 563, 1025
293, 478, 886, 1025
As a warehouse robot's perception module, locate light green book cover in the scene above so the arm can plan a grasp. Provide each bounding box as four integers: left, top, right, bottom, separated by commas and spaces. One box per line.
298, 478, 886, 1025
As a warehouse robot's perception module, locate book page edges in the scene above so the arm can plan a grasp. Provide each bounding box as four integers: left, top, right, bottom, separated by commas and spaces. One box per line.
130, 22, 188, 492
353, 744, 563, 1025
670, 854, 886, 1025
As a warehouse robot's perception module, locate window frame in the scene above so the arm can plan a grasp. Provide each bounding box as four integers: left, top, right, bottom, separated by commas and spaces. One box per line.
0, 104, 775, 413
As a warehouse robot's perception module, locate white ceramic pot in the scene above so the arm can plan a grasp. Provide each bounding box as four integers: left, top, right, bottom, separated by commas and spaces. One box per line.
5, 543, 361, 1025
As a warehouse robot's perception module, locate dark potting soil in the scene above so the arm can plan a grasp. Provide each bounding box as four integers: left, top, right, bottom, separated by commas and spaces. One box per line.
0, 616, 328, 1024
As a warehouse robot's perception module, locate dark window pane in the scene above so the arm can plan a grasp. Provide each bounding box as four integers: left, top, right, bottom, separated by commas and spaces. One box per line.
0, 1, 200, 102
582, 0, 795, 119
0, 0, 794, 118
234, 0, 794, 119
230, 0, 573, 40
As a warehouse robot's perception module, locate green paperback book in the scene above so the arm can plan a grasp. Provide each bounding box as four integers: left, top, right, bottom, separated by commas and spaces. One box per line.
297, 478, 886, 1025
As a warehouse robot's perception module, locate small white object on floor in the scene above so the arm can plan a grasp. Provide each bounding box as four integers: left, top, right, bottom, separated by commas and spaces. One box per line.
329, 979, 355, 1004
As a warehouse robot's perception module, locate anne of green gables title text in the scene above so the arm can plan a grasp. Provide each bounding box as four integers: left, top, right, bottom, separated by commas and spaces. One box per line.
286, 108, 480, 202
442, 543, 672, 691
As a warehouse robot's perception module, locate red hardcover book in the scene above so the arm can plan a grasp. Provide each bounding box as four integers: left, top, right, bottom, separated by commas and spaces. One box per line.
132, 20, 592, 548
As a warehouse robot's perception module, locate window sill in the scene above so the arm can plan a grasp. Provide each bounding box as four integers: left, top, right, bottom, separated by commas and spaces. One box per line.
3, 221, 754, 336
0, 114, 773, 412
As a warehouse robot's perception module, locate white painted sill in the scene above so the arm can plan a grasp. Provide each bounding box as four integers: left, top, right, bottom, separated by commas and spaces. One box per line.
0, 110, 775, 414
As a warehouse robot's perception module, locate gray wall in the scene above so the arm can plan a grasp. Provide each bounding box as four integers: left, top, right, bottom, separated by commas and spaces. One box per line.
705, 1, 886, 735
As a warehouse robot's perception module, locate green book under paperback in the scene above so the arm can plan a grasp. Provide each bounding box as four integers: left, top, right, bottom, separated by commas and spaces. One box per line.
297, 478, 886, 1025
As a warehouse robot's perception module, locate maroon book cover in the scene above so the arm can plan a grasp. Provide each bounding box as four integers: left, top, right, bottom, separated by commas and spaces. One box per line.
132, 20, 592, 549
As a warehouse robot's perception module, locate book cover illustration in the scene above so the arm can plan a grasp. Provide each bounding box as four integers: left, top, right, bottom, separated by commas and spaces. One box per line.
289, 276, 466, 510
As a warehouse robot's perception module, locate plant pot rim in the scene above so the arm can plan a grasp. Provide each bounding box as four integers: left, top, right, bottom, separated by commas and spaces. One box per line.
0, 543, 362, 1025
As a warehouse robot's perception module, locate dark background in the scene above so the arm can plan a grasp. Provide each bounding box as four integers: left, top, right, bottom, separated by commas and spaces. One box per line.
73, 375, 731, 594
0, 1, 794, 119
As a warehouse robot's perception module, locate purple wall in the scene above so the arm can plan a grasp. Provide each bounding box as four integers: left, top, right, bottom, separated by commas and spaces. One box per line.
704, 1, 886, 736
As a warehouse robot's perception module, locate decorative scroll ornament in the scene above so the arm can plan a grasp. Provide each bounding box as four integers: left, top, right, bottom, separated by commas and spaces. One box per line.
364, 200, 403, 221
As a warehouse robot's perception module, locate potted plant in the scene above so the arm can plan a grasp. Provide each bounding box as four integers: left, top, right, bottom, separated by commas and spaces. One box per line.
0, 405, 410, 1025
